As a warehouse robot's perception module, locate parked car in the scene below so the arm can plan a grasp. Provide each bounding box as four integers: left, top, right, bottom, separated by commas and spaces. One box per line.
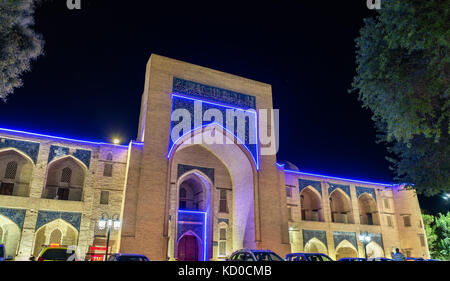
338, 257, 366, 261
107, 253, 150, 261
367, 257, 393, 261
427, 259, 441, 261
228, 249, 285, 261
285, 253, 334, 261
33, 245, 79, 261
0, 245, 13, 262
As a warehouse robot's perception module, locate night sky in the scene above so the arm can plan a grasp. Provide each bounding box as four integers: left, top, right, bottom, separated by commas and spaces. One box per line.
0, 1, 447, 214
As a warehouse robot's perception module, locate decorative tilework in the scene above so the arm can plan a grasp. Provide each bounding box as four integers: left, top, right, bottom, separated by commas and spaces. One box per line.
36, 211, 82, 231
328, 183, 351, 199
0, 208, 26, 229
177, 211, 206, 242
218, 218, 229, 225
302, 229, 327, 248
170, 95, 258, 165
356, 186, 377, 201
173, 77, 256, 110
0, 138, 40, 164
299, 179, 322, 197
368, 233, 384, 248
333, 231, 357, 249
48, 145, 91, 168
178, 164, 215, 184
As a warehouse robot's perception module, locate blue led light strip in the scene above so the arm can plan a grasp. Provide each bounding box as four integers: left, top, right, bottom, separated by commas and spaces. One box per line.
0, 127, 129, 148
178, 210, 208, 261
169, 94, 260, 170
279, 165, 395, 187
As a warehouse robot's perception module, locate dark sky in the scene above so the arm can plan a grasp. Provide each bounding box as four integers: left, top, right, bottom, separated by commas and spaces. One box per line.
0, 1, 447, 214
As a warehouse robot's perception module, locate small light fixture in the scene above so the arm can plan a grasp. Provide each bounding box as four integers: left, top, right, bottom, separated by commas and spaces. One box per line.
113, 219, 121, 230
98, 219, 106, 230
113, 138, 120, 145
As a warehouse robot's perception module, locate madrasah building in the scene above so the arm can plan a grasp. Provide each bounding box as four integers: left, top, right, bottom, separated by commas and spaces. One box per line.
0, 54, 429, 261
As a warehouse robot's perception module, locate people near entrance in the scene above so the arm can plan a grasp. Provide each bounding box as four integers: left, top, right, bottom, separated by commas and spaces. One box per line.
392, 248, 405, 261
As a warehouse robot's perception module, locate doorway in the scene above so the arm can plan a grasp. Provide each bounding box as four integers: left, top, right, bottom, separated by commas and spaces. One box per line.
177, 234, 199, 261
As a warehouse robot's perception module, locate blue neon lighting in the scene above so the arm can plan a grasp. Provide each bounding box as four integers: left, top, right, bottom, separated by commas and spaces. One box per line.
279, 165, 395, 187
168, 122, 260, 170
178, 210, 208, 261
0, 127, 129, 148
168, 94, 260, 170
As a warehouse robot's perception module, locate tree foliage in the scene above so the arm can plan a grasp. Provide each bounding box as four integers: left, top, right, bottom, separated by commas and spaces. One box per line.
351, 0, 449, 195
0, 0, 43, 101
423, 212, 450, 260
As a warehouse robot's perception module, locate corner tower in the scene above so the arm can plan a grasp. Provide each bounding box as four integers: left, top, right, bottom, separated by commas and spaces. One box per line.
120, 54, 290, 260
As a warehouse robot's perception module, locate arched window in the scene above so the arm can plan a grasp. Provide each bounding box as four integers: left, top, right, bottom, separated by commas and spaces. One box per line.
61, 167, 72, 184
218, 227, 227, 257
106, 153, 113, 161
49, 229, 62, 245
4, 161, 18, 180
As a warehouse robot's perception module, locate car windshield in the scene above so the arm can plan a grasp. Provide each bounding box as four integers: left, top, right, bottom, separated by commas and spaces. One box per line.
305, 254, 333, 261
118, 256, 149, 261
42, 249, 74, 261
254, 252, 284, 261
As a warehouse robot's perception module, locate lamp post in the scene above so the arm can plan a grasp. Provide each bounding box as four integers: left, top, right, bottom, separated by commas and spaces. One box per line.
98, 213, 121, 261
358, 232, 371, 260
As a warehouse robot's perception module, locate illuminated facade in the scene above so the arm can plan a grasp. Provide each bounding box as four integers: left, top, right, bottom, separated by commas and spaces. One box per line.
0, 55, 429, 261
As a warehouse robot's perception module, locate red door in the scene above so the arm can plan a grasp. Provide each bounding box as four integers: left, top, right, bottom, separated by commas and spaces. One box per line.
178, 235, 198, 261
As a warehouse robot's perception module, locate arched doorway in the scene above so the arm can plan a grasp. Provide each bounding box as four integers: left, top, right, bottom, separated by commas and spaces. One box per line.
329, 189, 354, 224
43, 156, 86, 201
0, 214, 21, 258
366, 241, 384, 259
304, 238, 328, 254
168, 123, 258, 260
177, 233, 201, 261
335, 240, 359, 260
33, 219, 79, 257
0, 148, 34, 197
300, 187, 323, 222
358, 194, 379, 225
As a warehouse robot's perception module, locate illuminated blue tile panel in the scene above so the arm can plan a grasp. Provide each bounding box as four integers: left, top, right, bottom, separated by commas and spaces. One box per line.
48, 145, 91, 168
333, 231, 357, 249
328, 183, 351, 199
0, 138, 40, 164
0, 208, 26, 229
177, 211, 208, 260
302, 229, 327, 248
36, 211, 82, 231
177, 164, 215, 183
299, 179, 322, 197
356, 186, 377, 201
173, 77, 256, 110
169, 95, 258, 168
368, 233, 383, 248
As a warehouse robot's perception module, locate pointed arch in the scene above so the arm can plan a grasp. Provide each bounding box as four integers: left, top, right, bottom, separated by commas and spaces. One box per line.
366, 241, 385, 259
300, 186, 323, 222
358, 193, 380, 225
335, 240, 359, 260
0, 214, 22, 258
33, 218, 79, 257
0, 148, 35, 197
0, 148, 35, 167
329, 188, 354, 224
304, 237, 328, 254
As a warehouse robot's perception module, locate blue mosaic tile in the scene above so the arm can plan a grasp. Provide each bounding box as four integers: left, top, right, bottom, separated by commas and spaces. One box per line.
177, 211, 206, 241
302, 229, 327, 248
0, 208, 26, 229
169, 95, 258, 167
328, 183, 351, 199
368, 233, 384, 248
48, 145, 91, 169
173, 77, 256, 110
333, 231, 357, 249
178, 164, 215, 183
0, 138, 40, 164
356, 186, 377, 201
36, 211, 82, 231
299, 179, 322, 197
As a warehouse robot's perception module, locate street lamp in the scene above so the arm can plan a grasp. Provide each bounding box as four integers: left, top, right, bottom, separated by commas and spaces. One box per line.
359, 232, 371, 260
98, 213, 121, 261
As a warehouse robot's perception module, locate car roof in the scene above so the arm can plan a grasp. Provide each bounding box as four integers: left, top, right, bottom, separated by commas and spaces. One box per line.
115, 253, 148, 257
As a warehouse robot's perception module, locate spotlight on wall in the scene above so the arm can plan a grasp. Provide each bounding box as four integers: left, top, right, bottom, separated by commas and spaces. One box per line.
113, 138, 121, 145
